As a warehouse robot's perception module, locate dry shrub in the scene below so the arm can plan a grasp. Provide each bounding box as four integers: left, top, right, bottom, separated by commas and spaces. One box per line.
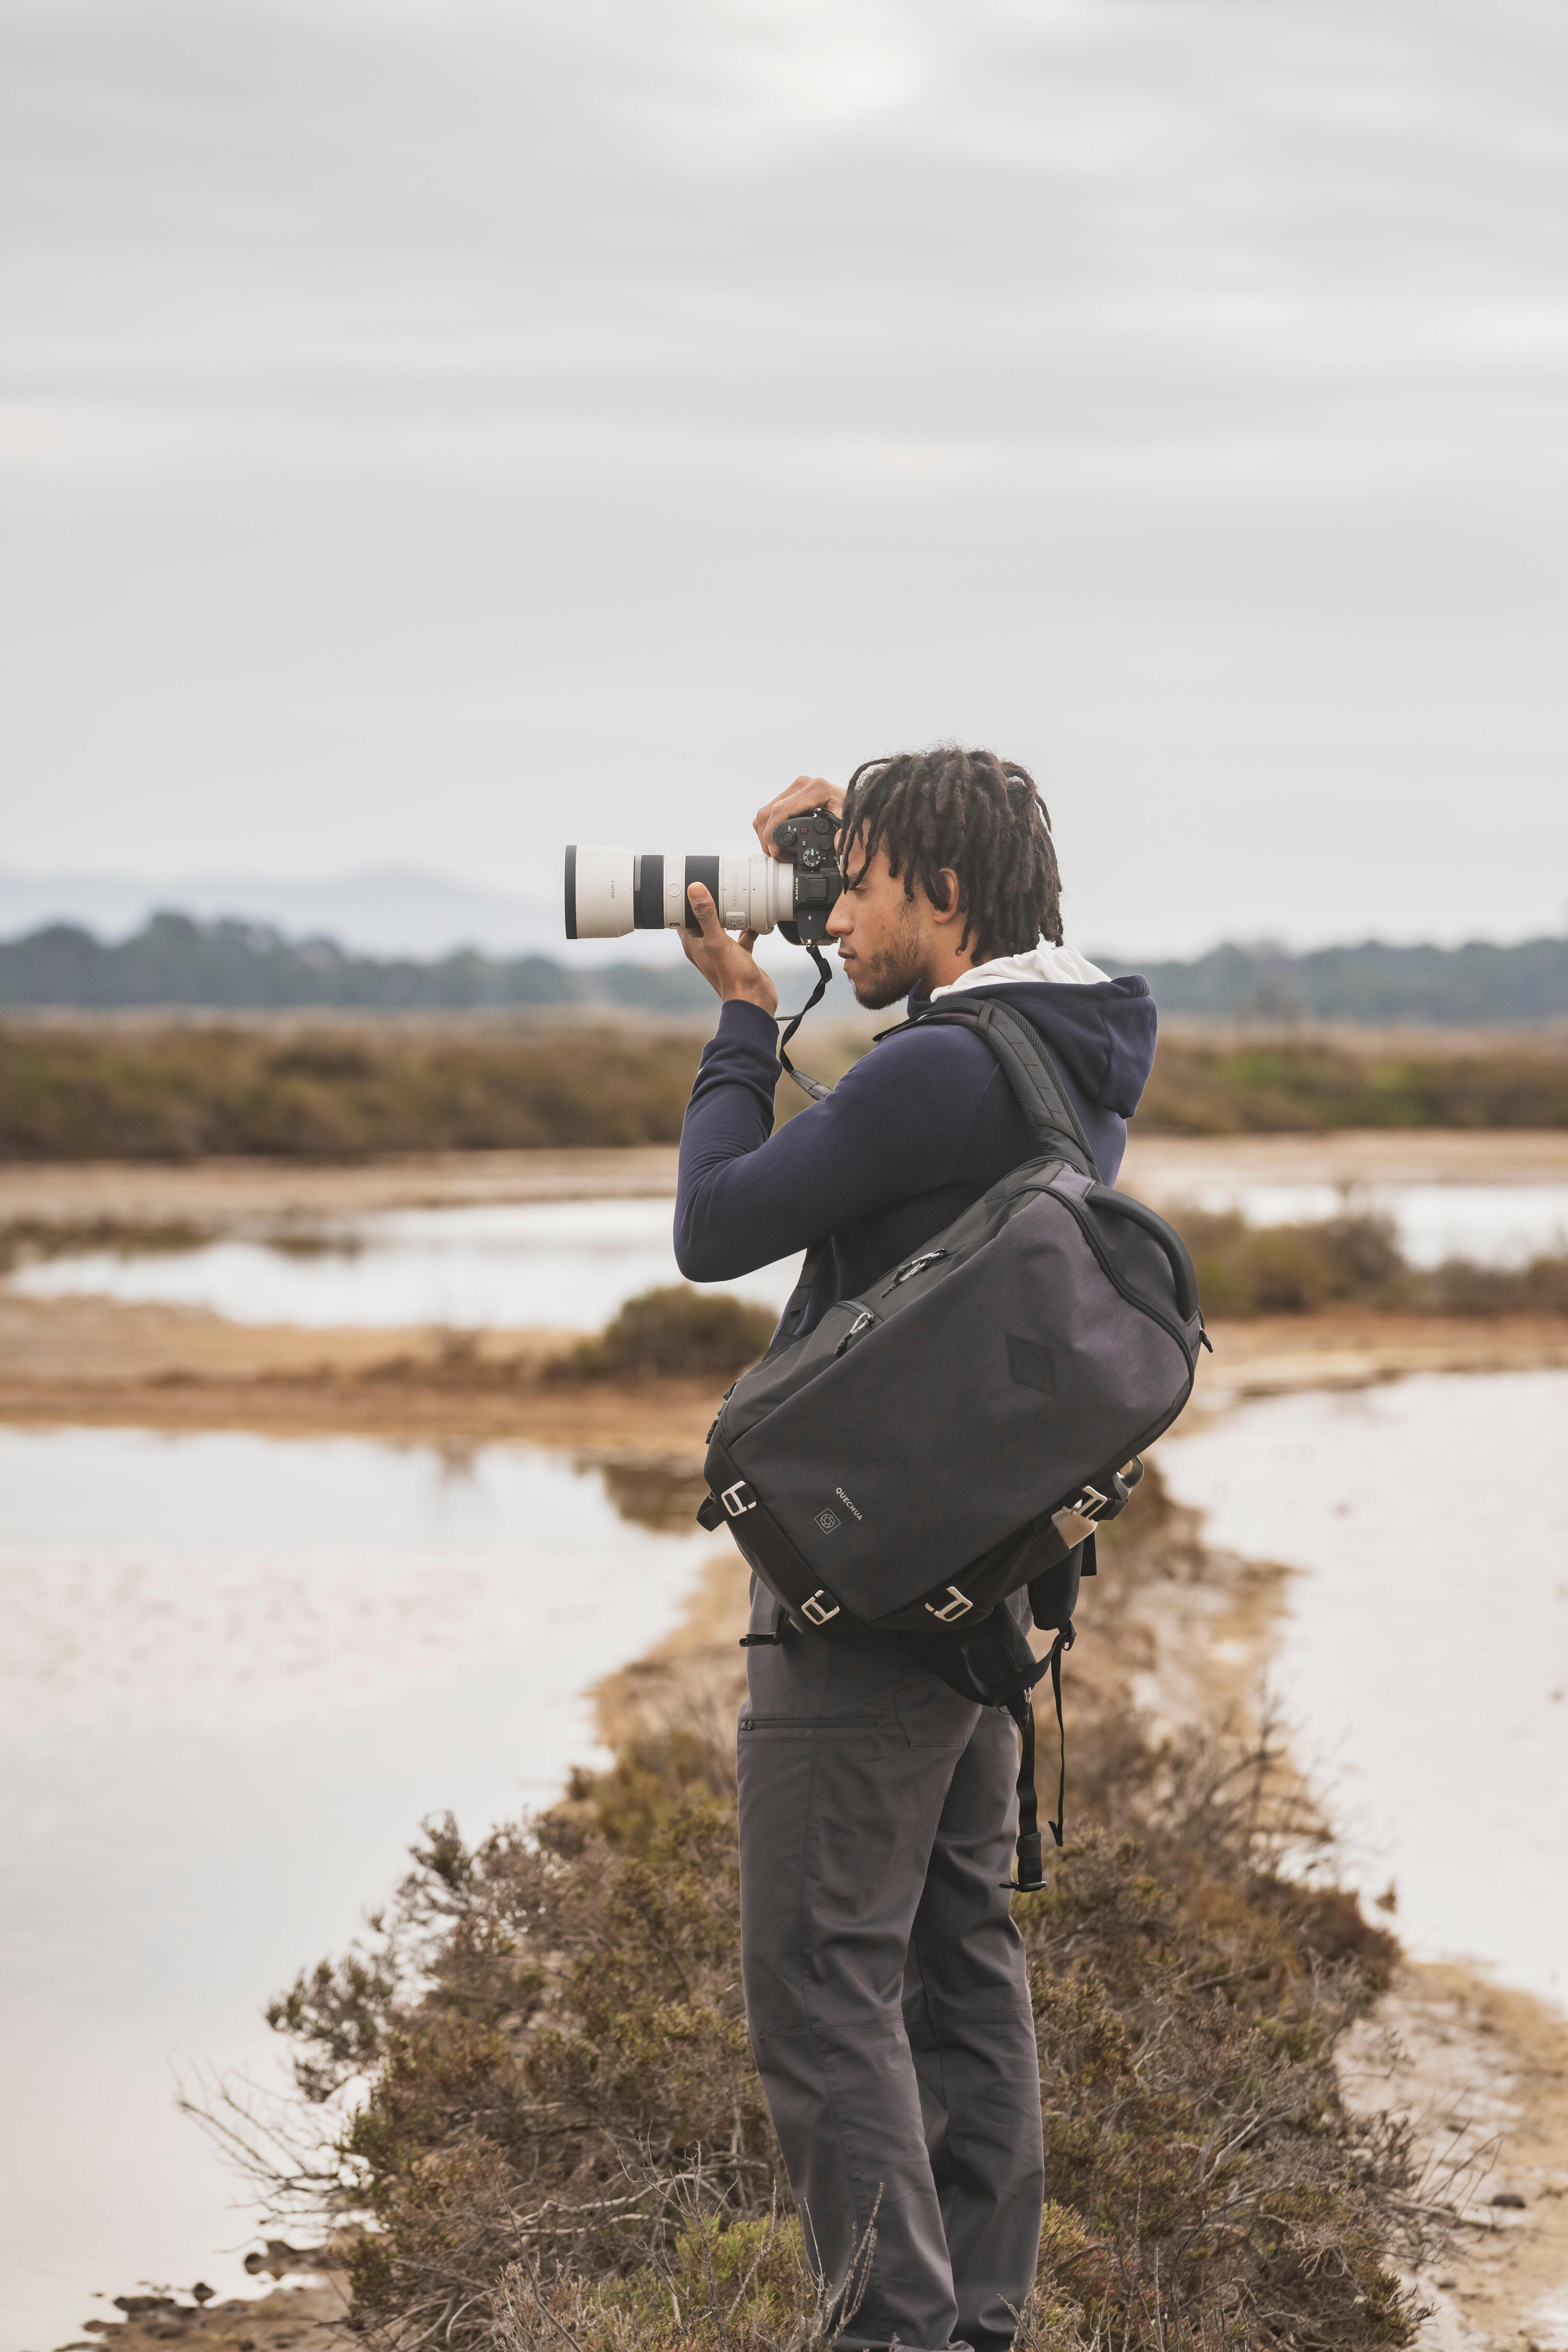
1175, 1209, 1406, 1316
1137, 1035, 1568, 1134
1172, 1205, 1568, 1317
545, 1286, 777, 1381
232, 1592, 1432, 2352
0, 1213, 211, 1271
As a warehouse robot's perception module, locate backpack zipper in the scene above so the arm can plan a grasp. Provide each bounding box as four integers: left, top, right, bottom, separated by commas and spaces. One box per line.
882, 1250, 950, 1296
833, 1306, 877, 1357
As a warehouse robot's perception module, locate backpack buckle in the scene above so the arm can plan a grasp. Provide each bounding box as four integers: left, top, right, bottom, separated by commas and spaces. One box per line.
799, 1589, 840, 1626
925, 1585, 973, 1622
721, 1481, 757, 1518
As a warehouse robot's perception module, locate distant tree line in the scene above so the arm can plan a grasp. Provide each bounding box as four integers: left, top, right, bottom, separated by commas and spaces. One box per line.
0, 913, 714, 1012
2, 908, 1567, 1022
1124, 934, 1568, 1023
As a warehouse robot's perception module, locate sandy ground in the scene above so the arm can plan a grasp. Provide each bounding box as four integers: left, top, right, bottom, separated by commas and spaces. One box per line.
1338, 1966, 1568, 2352
3, 1286, 1566, 1447
0, 1146, 683, 1225
1121, 1126, 1568, 1194
56, 2255, 350, 2352
4, 1127, 1568, 1235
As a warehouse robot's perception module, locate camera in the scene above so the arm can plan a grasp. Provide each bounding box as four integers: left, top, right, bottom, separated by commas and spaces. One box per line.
564, 809, 844, 947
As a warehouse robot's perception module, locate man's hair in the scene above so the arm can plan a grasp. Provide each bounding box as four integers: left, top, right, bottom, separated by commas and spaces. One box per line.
838, 746, 1063, 960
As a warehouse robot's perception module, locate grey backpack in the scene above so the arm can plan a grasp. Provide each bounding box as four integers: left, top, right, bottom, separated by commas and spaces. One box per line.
697, 996, 1209, 1886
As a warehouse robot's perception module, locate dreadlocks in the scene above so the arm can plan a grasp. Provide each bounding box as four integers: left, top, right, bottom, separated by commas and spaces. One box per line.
837, 746, 1063, 961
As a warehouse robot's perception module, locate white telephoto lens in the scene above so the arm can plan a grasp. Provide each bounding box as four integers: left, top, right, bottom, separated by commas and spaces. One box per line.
563, 847, 799, 939
664, 853, 793, 934
717, 853, 793, 934
565, 846, 635, 938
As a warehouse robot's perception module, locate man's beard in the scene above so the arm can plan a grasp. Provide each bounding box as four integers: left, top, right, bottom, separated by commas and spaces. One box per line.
844, 905, 926, 1010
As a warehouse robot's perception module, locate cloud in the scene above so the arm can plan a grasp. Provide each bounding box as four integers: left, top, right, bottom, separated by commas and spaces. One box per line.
1, 0, 1565, 949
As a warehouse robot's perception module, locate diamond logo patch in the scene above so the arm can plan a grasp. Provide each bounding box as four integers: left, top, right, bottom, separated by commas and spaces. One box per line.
814, 1509, 841, 1534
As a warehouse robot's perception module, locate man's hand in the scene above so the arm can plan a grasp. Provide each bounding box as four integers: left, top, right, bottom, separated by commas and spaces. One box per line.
679, 883, 779, 1014
753, 774, 845, 859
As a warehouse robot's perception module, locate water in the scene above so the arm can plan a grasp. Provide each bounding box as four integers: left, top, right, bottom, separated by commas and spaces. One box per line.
7, 1200, 804, 1330
1181, 1179, 1568, 1267
0, 1428, 728, 2352
1158, 1370, 1568, 2007
8, 1185, 1564, 1333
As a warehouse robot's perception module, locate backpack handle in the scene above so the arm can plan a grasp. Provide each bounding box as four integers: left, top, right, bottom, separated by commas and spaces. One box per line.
1088, 1185, 1201, 1321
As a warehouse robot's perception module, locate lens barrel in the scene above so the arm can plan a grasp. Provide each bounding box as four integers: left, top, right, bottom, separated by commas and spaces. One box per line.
564, 849, 798, 939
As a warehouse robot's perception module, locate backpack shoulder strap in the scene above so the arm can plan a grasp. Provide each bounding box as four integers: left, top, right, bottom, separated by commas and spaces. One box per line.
917, 996, 1101, 1181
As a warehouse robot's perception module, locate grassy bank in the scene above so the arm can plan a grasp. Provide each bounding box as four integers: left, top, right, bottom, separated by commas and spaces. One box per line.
210, 1474, 1443, 2352
4, 1018, 1568, 1158
0, 1023, 704, 1156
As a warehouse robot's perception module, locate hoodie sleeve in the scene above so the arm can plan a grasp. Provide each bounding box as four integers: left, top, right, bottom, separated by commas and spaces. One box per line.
674, 1000, 994, 1281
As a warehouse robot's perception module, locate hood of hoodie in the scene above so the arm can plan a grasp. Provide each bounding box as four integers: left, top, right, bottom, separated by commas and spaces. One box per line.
919, 943, 1157, 1121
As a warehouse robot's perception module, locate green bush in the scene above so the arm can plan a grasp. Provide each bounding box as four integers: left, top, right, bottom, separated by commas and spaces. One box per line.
545, 1286, 778, 1381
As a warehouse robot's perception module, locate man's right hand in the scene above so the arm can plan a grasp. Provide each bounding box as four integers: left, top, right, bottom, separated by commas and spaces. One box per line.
678, 883, 779, 1015
753, 774, 845, 859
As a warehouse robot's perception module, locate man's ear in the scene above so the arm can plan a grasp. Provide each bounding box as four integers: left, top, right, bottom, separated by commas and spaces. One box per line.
927, 868, 965, 928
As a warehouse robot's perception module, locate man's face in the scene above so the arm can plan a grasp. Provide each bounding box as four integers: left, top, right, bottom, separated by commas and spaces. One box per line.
825, 841, 929, 1010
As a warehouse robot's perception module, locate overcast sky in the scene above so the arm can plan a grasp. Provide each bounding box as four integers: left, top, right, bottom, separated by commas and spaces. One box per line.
3, 0, 1566, 955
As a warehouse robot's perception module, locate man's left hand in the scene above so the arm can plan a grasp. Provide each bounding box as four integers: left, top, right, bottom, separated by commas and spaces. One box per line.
679, 883, 779, 1014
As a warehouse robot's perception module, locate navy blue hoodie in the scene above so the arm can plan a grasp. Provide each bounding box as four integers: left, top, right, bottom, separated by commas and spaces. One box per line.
674, 970, 1157, 1334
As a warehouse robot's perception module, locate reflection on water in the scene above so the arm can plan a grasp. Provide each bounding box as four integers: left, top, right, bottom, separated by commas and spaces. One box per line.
8, 1185, 1566, 1335
1179, 1179, 1568, 1267
1159, 1370, 1568, 2009
585, 1454, 714, 1534
0, 1427, 729, 2351
8, 1199, 803, 1331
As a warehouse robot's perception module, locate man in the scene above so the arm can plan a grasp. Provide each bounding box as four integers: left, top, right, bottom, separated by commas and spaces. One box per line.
674, 748, 1156, 2352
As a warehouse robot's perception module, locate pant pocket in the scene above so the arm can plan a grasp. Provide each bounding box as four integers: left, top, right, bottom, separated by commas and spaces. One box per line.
739, 1714, 889, 1732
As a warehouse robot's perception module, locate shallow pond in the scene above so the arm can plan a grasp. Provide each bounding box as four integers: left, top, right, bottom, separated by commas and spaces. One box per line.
8, 1183, 1566, 1331
7, 1200, 803, 1330
0, 1428, 727, 2352
1158, 1369, 1568, 2009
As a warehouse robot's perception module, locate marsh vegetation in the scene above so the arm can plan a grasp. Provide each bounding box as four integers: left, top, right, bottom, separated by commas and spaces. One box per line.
4, 1019, 1568, 1160
202, 1474, 1461, 2352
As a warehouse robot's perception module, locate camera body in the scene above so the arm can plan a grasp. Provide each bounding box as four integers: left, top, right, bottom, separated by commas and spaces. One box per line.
564, 808, 844, 943
768, 808, 842, 945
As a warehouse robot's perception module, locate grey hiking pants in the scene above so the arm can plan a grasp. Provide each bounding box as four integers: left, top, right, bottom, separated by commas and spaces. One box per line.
736, 1599, 1044, 2352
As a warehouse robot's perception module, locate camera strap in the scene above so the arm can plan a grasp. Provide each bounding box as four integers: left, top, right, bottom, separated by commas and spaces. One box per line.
776, 940, 834, 1101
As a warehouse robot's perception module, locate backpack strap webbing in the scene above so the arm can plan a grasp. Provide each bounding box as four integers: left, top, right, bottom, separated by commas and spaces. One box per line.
755, 1236, 827, 1361
916, 997, 1100, 1181
759, 991, 1097, 1361
1004, 1621, 1074, 1893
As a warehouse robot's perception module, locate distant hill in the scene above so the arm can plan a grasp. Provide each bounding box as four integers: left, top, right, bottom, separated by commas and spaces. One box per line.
2, 911, 1567, 1022
0, 868, 557, 957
